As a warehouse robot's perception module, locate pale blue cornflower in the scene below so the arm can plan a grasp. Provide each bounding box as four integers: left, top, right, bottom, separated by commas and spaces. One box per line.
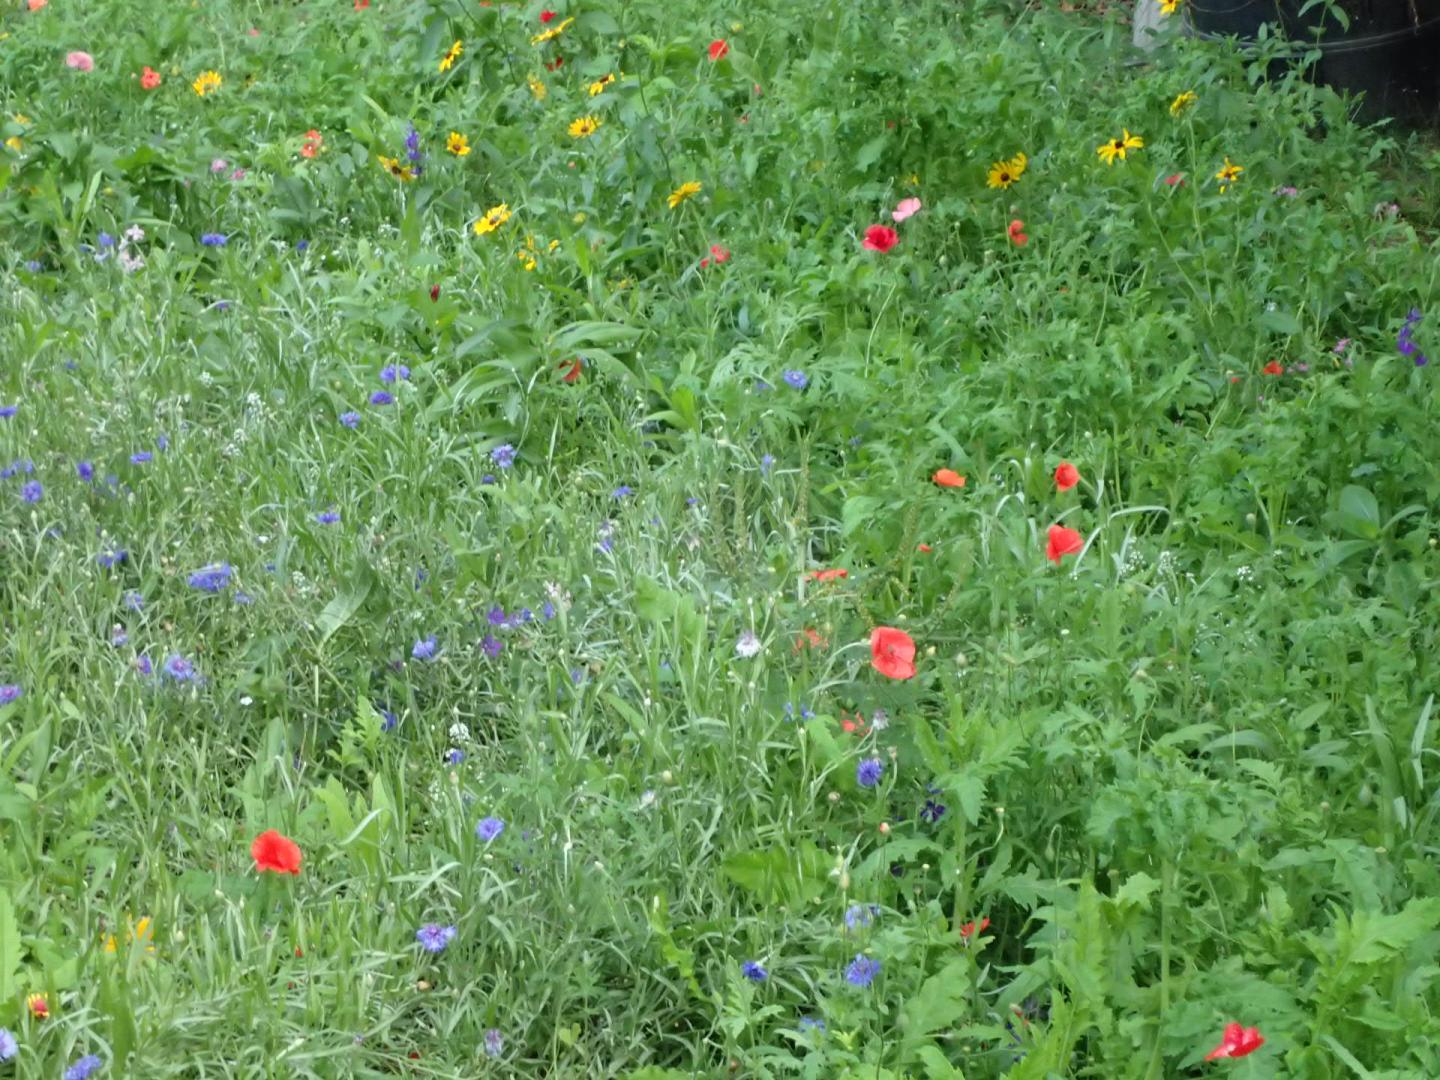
415, 924, 456, 953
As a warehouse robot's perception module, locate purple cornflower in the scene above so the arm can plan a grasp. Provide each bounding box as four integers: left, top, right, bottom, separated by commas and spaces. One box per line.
920, 798, 947, 823
516, 607, 533, 623
611, 485, 634, 499
339, 411, 361, 428
844, 903, 880, 931
19, 481, 42, 503
162, 654, 197, 682
0, 685, 21, 706
487, 605, 507, 626
130, 451, 153, 465
405, 126, 423, 174
481, 633, 503, 658
134, 655, 153, 676
483, 1029, 504, 1058
63, 1055, 104, 1080
97, 549, 128, 569
1397, 308, 1429, 366
315, 510, 341, 525
188, 563, 233, 592
480, 474, 496, 485
415, 924, 457, 953
379, 708, 398, 732
845, 954, 880, 988
98, 232, 116, 249
0, 405, 16, 419
295, 239, 309, 252
76, 461, 94, 482
369, 390, 394, 406
200, 233, 227, 247
475, 816, 505, 842
782, 369, 809, 390
412, 635, 438, 661
857, 758, 884, 788
491, 444, 516, 469
542, 601, 556, 620
156, 433, 169, 451
380, 363, 410, 383
741, 960, 768, 982
111, 626, 129, 647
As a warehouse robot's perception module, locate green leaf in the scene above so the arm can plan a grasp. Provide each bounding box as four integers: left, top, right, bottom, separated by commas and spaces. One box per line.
899, 960, 971, 1058
1259, 308, 1301, 335
0, 889, 19, 1000
315, 559, 375, 645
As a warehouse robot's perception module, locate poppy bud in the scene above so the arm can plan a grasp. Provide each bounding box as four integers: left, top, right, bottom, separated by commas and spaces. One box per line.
828, 791, 840, 803
878, 822, 890, 835
416, 980, 432, 992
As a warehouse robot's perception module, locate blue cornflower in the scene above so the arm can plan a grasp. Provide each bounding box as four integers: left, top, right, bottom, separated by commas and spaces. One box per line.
1397, 308, 1430, 367
487, 605, 507, 626
475, 816, 505, 842
19, 481, 42, 503
0, 685, 21, 706
612, 484, 634, 499
844, 903, 880, 931
98, 233, 116, 249
380, 363, 411, 383
0, 460, 31, 479
542, 601, 556, 620
741, 960, 768, 982
162, 655, 197, 682
295, 240, 310, 252
315, 510, 341, 525
124, 591, 144, 612
483, 1029, 504, 1058
412, 635, 439, 661
491, 444, 516, 469
481, 634, 503, 658
405, 126, 422, 164
156, 433, 169, 451
0, 1027, 15, 1062
415, 923, 457, 953
111, 626, 129, 647
446, 748, 466, 765
798, 1016, 826, 1034
233, 591, 254, 605
134, 655, 153, 676
380, 709, 399, 732
920, 798, 947, 823
753, 380, 771, 392
339, 411, 361, 428
845, 954, 880, 988
369, 390, 394, 406
760, 453, 775, 475
77, 461, 94, 482
0, 405, 16, 419
64, 1055, 104, 1080
23, 260, 43, 272
97, 549, 128, 569
200, 233, 227, 247
480, 474, 496, 485
856, 758, 884, 788
517, 608, 533, 623
188, 563, 233, 592
130, 451, 153, 465
782, 369, 809, 389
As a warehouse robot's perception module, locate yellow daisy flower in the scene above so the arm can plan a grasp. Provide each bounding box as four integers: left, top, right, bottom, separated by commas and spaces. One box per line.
588, 73, 617, 97
568, 115, 602, 138
4, 136, 21, 153
439, 40, 463, 73
446, 131, 471, 156
378, 154, 417, 181
1216, 156, 1243, 193
103, 916, 156, 955
1159, 0, 1182, 13
1096, 128, 1143, 165
528, 74, 548, 101
1170, 90, 1198, 116
530, 16, 574, 45
986, 153, 1025, 189
667, 180, 703, 209
474, 202, 512, 236
191, 70, 222, 97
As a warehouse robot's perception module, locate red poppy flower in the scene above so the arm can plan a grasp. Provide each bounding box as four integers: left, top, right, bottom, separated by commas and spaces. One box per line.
539, 8, 556, 21
708, 39, 729, 61
251, 829, 303, 875
300, 130, 323, 159
1054, 461, 1080, 491
354, 0, 369, 9
917, 543, 932, 553
560, 358, 583, 383
1204, 1023, 1265, 1061
862, 225, 899, 253
1262, 360, 1284, 375
708, 243, 730, 264
809, 568, 848, 582
959, 917, 991, 939
870, 626, 916, 680
794, 628, 827, 652
1164, 173, 1184, 187
1046, 524, 1083, 563
545, 55, 564, 71
140, 66, 162, 90
1007, 219, 1029, 246
932, 468, 965, 488
429, 284, 440, 302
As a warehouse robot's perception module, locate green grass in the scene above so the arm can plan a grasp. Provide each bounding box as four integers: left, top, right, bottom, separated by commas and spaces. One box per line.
1, 0, 1440, 1076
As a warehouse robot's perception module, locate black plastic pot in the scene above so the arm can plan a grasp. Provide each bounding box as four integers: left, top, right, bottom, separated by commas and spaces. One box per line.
1188, 0, 1440, 124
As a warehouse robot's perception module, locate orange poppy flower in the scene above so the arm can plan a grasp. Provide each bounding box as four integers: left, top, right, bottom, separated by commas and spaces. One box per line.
809, 568, 848, 582
1007, 219, 1028, 246
794, 627, 827, 652
140, 66, 162, 90
1262, 360, 1284, 375
932, 469, 965, 488
870, 626, 916, 680
917, 543, 932, 553
1054, 461, 1080, 491
560, 358, 583, 383
959, 916, 991, 939
251, 829, 303, 875
1046, 525, 1083, 563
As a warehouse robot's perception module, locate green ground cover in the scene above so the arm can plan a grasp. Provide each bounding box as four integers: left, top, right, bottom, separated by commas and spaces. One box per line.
1, 0, 1439, 1075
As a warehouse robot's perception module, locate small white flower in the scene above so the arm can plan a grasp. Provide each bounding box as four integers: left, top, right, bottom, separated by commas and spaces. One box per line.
639, 790, 656, 809
448, 721, 472, 742
124, 224, 145, 243
735, 630, 762, 658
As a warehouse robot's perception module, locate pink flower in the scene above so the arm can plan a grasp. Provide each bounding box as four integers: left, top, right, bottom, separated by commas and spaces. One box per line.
65, 51, 95, 72
211, 158, 229, 174
891, 197, 922, 223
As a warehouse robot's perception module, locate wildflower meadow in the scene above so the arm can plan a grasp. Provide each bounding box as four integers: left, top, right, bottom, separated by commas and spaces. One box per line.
3, 0, 1440, 1075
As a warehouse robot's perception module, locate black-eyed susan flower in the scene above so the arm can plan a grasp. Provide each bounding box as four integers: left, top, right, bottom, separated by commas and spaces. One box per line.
530, 16, 573, 45
667, 180, 702, 208
1159, 0, 1182, 13
587, 73, 616, 96
986, 152, 1026, 189
446, 132, 471, 156
1216, 156, 1243, 192
568, 115, 601, 138
1170, 90, 1197, 116
1096, 129, 1143, 165
528, 74, 547, 100
439, 40, 463, 73
378, 154, 418, 181
474, 202, 511, 236
191, 70, 222, 97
